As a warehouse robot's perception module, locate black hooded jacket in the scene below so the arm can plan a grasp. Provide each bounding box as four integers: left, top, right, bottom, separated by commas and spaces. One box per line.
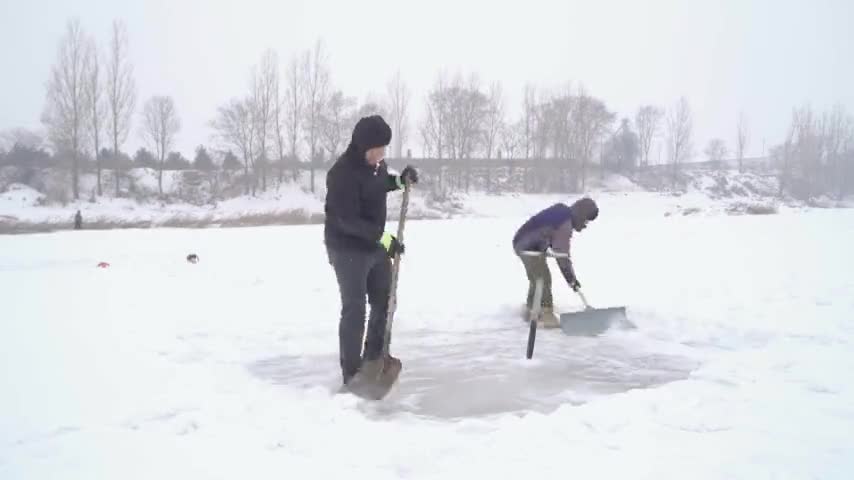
324, 116, 400, 251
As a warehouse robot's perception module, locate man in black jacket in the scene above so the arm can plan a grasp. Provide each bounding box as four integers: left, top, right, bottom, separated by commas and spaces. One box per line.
324, 115, 418, 388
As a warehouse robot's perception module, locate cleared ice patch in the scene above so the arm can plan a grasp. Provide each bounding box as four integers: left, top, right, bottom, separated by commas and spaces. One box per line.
249, 323, 699, 420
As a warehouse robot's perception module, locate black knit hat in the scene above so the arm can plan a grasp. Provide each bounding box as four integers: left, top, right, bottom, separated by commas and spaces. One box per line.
570, 197, 599, 222
351, 115, 392, 151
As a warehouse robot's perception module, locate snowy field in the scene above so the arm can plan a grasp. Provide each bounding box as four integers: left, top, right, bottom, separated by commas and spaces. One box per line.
2, 195, 854, 479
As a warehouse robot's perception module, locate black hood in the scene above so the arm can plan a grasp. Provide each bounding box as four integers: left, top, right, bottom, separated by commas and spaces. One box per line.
344, 115, 392, 163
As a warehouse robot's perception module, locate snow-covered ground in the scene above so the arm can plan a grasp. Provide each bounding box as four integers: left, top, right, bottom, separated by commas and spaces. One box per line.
2, 194, 853, 479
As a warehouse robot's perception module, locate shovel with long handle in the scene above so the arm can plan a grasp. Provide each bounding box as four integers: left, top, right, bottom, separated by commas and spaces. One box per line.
342, 180, 411, 400
575, 289, 593, 310
382, 180, 410, 359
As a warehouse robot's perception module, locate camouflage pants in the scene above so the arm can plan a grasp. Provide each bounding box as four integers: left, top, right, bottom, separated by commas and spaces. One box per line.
519, 254, 553, 309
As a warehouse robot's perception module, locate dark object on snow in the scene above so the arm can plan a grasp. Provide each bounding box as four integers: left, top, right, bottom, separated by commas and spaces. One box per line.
559, 290, 633, 337
186, 253, 199, 264
97, 262, 110, 268
74, 210, 82, 230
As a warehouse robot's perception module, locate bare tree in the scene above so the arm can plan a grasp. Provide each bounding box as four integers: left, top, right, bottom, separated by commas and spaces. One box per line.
283, 53, 305, 181
386, 70, 410, 158
107, 20, 136, 197
704, 138, 728, 167
842, 123, 854, 199
819, 104, 854, 199
419, 121, 434, 158
419, 108, 437, 158
530, 94, 551, 160
483, 81, 505, 158
458, 74, 489, 160
774, 112, 798, 198
320, 90, 356, 161
419, 72, 487, 190
251, 49, 278, 192
635, 105, 663, 167
41, 18, 92, 200
429, 73, 488, 161
272, 58, 286, 186
302, 40, 331, 193
571, 87, 615, 190
499, 121, 522, 159
538, 86, 573, 161
419, 72, 448, 159
84, 36, 106, 196
666, 97, 693, 185
210, 98, 256, 195
140, 96, 180, 196
736, 112, 749, 172
522, 84, 537, 159
791, 105, 822, 194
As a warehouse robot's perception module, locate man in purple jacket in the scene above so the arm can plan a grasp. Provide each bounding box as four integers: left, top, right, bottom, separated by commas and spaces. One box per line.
512, 197, 599, 327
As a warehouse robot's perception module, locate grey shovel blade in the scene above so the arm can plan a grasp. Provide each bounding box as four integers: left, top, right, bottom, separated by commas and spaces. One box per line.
559, 306, 634, 336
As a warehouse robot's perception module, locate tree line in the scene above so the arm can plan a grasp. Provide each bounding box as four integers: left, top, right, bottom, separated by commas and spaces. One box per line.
2, 17, 853, 201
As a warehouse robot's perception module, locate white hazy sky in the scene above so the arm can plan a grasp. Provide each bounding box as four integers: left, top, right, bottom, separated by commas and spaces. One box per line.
1, 0, 852, 160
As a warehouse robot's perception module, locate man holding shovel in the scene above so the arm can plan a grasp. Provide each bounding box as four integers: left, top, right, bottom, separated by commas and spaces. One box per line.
512, 197, 599, 328
324, 115, 418, 394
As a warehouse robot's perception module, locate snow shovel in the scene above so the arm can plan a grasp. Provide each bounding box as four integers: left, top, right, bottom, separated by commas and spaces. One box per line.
559, 290, 633, 337
345, 180, 411, 400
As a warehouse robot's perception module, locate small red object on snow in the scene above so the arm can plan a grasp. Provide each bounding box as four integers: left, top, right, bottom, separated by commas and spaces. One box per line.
97, 262, 110, 268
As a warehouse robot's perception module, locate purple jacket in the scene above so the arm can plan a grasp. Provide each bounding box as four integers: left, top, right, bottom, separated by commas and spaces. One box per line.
512, 203, 577, 284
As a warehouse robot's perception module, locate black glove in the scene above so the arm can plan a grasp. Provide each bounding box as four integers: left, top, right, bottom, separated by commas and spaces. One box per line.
400, 165, 419, 185
380, 232, 405, 257
568, 278, 581, 292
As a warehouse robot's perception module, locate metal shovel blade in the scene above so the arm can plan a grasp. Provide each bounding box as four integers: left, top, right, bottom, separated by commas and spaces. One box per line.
343, 358, 402, 401
559, 306, 633, 337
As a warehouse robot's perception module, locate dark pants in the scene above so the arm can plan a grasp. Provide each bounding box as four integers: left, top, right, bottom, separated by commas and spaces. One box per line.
327, 247, 392, 382
519, 254, 553, 309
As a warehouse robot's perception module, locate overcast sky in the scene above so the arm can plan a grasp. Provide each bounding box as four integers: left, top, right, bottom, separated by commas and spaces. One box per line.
1, 0, 852, 160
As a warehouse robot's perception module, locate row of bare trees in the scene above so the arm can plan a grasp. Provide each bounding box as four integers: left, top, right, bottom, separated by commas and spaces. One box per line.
26, 18, 741, 200
416, 75, 706, 190
771, 104, 854, 199
40, 18, 183, 199
41, 19, 136, 199
20, 19, 854, 201
209, 42, 413, 195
